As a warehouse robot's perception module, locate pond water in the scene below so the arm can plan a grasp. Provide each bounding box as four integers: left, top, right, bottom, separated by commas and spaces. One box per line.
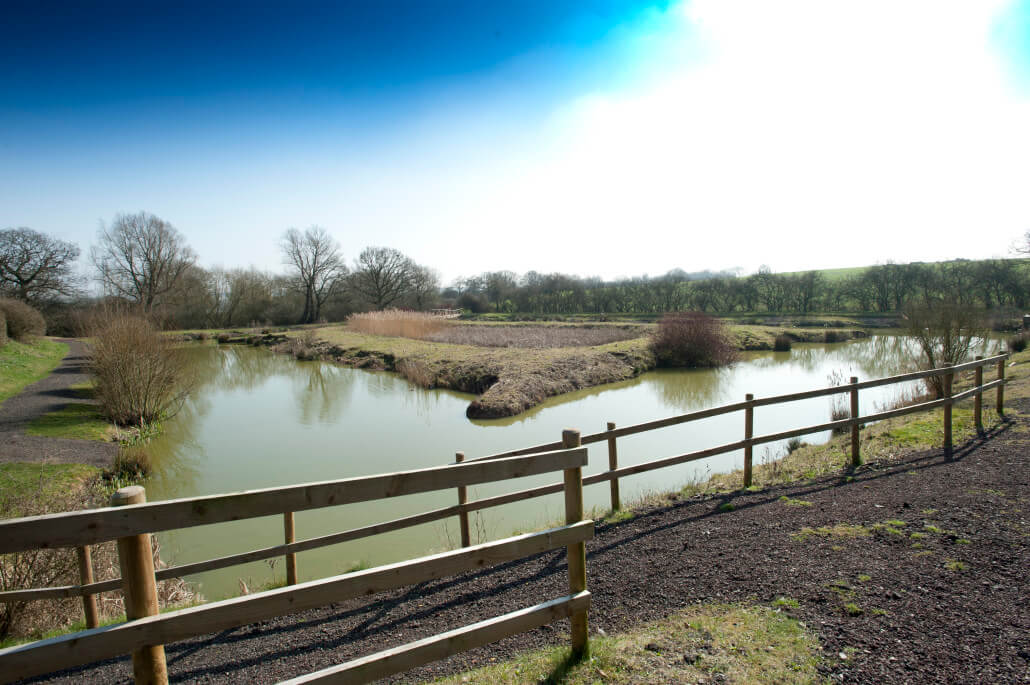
142, 335, 996, 599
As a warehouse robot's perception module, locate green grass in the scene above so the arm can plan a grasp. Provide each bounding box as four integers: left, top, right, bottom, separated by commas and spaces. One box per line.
0, 338, 67, 405
25, 403, 113, 441
779, 496, 813, 507
0, 462, 100, 516
792, 523, 871, 541
431, 604, 822, 684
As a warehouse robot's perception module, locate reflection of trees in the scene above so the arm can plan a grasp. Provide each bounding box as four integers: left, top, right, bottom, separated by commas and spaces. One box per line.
651, 367, 731, 411
294, 362, 354, 425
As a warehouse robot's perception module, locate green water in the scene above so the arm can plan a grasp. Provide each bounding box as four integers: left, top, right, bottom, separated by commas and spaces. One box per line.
142, 336, 993, 599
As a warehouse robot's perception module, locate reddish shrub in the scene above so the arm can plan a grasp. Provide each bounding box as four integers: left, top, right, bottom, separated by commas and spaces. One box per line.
650, 312, 737, 368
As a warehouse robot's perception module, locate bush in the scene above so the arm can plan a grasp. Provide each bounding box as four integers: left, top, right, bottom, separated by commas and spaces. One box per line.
88, 314, 192, 426
0, 309, 6, 348
1008, 334, 1027, 353
650, 312, 737, 368
823, 330, 841, 343
904, 300, 987, 398
216, 332, 232, 344
773, 334, 792, 352
0, 297, 46, 341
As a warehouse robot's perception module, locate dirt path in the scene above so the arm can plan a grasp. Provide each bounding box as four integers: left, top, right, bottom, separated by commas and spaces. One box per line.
23, 403, 1030, 684
0, 339, 116, 467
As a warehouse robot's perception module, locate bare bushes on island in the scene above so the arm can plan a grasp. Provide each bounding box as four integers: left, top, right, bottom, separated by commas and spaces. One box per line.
650, 311, 737, 368
87, 313, 192, 426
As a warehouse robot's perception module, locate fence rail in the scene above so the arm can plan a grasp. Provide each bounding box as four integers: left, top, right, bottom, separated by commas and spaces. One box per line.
0, 449, 592, 684
0, 351, 1009, 683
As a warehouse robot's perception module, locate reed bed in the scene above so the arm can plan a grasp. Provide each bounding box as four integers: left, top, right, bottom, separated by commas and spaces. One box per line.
347, 310, 450, 339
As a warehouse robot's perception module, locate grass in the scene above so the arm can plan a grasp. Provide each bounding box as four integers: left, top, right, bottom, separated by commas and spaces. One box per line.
792, 524, 871, 541
431, 603, 822, 684
0, 337, 67, 406
779, 496, 813, 507
0, 462, 100, 513
25, 403, 114, 441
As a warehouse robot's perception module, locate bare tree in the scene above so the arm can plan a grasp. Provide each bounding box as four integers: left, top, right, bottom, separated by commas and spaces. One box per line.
0, 228, 81, 304
280, 226, 346, 323
91, 212, 197, 312
407, 263, 440, 310
350, 247, 413, 310
904, 299, 988, 397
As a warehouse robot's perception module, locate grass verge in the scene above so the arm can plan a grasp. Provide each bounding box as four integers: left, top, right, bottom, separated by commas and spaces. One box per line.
0, 462, 101, 515
24, 403, 114, 441
0, 338, 68, 406
431, 603, 822, 684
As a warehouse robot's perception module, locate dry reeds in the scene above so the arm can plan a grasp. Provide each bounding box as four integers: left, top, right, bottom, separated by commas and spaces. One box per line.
87, 313, 192, 426
348, 309, 450, 340
396, 359, 435, 387
426, 324, 641, 348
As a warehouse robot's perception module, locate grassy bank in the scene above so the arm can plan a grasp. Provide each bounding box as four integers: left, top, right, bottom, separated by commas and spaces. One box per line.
0, 338, 67, 406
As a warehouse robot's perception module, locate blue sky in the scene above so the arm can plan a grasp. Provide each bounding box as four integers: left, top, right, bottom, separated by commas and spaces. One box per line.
2, 1, 1029, 283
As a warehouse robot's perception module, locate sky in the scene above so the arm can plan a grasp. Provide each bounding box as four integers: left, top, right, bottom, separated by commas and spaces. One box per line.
2, 0, 1030, 284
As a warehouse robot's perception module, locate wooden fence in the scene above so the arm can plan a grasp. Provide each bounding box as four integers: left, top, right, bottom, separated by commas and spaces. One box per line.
0, 447, 592, 684
0, 352, 1009, 682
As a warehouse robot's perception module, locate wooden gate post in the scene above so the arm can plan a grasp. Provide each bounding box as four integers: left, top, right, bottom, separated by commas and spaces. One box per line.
111, 486, 168, 685
997, 357, 1006, 416
455, 452, 471, 548
974, 356, 984, 436
943, 367, 954, 457
606, 422, 621, 511
283, 512, 297, 586
562, 429, 588, 658
850, 377, 860, 467
76, 545, 99, 629
743, 395, 754, 487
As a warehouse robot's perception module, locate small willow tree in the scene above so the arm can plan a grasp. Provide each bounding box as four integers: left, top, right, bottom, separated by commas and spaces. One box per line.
904, 299, 988, 398
88, 313, 191, 426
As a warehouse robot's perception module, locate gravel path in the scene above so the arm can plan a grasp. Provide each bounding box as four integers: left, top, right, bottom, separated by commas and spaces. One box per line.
0, 339, 115, 467
22, 403, 1030, 684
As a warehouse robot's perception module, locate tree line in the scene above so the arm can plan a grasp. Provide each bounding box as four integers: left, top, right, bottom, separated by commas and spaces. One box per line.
2, 212, 1028, 331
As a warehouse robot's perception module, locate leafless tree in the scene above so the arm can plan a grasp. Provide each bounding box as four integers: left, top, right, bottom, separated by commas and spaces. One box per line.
904, 299, 988, 397
91, 212, 197, 312
0, 228, 81, 304
350, 246, 413, 310
407, 263, 440, 310
280, 226, 346, 323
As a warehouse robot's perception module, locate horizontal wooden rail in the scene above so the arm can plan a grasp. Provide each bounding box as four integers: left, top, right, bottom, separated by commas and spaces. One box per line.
572, 353, 1008, 446
0, 521, 594, 683
0, 449, 587, 554
279, 591, 592, 685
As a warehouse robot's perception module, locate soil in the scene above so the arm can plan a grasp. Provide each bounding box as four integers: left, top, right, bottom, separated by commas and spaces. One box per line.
23, 401, 1029, 684
0, 339, 115, 467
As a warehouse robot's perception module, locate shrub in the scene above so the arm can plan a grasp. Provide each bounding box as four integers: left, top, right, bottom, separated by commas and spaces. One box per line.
0, 309, 6, 348
773, 334, 792, 351
904, 300, 988, 398
650, 312, 737, 368
823, 330, 841, 343
216, 332, 232, 344
0, 297, 46, 341
88, 314, 192, 426
1008, 334, 1027, 353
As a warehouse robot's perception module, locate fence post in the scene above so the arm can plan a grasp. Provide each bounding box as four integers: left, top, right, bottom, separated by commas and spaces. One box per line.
284, 512, 297, 586
850, 377, 860, 467
76, 545, 99, 629
111, 486, 168, 685
562, 429, 588, 658
974, 356, 984, 436
455, 452, 471, 547
997, 356, 1006, 416
743, 395, 754, 487
606, 422, 620, 511
943, 367, 954, 457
